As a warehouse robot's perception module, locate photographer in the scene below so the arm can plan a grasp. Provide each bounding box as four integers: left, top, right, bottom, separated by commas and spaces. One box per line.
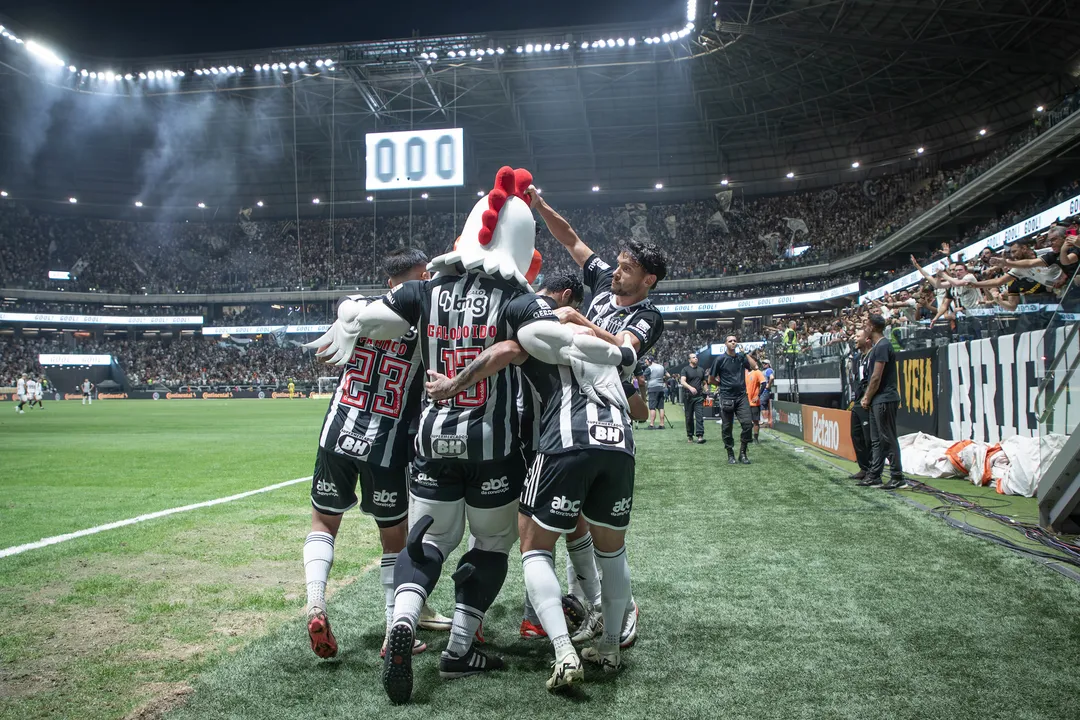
680, 353, 707, 444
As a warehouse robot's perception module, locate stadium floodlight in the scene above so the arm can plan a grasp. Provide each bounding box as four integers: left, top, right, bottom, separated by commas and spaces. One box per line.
325, 59, 335, 66
468, 49, 476, 56
644, 37, 654, 44
496, 47, 505, 54
195, 69, 203, 75
851, 161, 860, 168
1037, 105, 1045, 112
686, 0, 696, 22
421, 192, 429, 199
662, 33, 672, 42
616, 38, 625, 46
428, 53, 437, 60
628, 37, 636, 46
155, 70, 164, 79
178, 70, 185, 77
90, 71, 98, 78
226, 65, 235, 73
654, 183, 663, 189
592, 40, 602, 48
0, 190, 8, 197
592, 185, 600, 192
256, 201, 264, 207
125, 73, 133, 80
68, 197, 77, 203
477, 190, 484, 196
26, 40, 65, 68
475, 55, 482, 61
366, 195, 374, 202
236, 67, 243, 73
606, 39, 615, 47
720, 178, 729, 186
210, 67, 219, 74
486, 48, 494, 55
544, 43, 552, 51
68, 65, 76, 72
916, 146, 925, 154
197, 202, 206, 208
288, 61, 297, 68
525, 44, 533, 53
978, 128, 987, 136
786, 171, 795, 178
312, 198, 320, 204
297, 61, 305, 68
134, 201, 143, 207
448, 50, 457, 57
517, 46, 525, 53
104, 71, 114, 81
580, 41, 588, 49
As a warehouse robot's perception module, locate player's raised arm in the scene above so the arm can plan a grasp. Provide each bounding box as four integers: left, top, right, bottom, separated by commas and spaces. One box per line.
527, 185, 593, 268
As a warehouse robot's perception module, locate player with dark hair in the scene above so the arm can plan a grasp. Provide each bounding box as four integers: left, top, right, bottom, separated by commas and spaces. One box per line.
303, 247, 435, 662
527, 185, 666, 658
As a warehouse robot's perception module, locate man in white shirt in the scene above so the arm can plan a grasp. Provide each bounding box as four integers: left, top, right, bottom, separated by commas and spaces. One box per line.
15, 374, 27, 414
946, 242, 1066, 310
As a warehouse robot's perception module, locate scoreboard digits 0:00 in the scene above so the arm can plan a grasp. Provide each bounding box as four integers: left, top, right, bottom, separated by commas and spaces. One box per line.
365, 128, 465, 191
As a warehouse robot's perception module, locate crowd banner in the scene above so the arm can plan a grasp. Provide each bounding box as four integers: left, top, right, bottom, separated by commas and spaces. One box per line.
800, 405, 857, 462
895, 347, 940, 436
772, 401, 805, 438
0, 312, 203, 326
940, 326, 1078, 443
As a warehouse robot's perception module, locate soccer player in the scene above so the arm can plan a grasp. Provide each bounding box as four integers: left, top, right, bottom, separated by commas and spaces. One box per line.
529, 184, 666, 650
307, 168, 639, 704
15, 374, 27, 414
25, 377, 38, 409
33, 377, 45, 409
81, 379, 94, 405
643, 358, 668, 430
303, 248, 432, 661
858, 315, 907, 490
745, 362, 766, 443
680, 353, 707, 443
709, 335, 758, 465
424, 289, 650, 690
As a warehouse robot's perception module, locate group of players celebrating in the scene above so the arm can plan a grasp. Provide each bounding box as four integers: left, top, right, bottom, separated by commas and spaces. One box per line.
299, 170, 757, 703
12, 374, 46, 413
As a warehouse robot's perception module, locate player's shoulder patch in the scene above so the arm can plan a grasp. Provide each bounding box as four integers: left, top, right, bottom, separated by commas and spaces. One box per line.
585, 254, 611, 273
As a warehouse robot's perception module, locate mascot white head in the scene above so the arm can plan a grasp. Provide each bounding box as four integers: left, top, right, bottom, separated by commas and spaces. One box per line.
427, 166, 542, 290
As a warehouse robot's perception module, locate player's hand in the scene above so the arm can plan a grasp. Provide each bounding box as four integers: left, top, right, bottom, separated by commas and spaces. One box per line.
989, 257, 1006, 267
525, 184, 546, 209
860, 397, 870, 410
424, 370, 456, 402
553, 306, 586, 326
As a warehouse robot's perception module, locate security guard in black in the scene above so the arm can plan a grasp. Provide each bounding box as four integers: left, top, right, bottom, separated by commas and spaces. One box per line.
709, 339, 755, 462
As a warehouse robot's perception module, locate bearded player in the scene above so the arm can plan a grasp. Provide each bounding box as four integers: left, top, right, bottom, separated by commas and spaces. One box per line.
306, 167, 639, 704
528, 185, 667, 649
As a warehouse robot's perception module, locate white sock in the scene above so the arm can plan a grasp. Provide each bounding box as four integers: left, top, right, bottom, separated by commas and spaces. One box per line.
594, 546, 631, 648
391, 584, 426, 631
522, 589, 539, 624
303, 531, 335, 612
445, 603, 484, 657
380, 553, 397, 631
566, 533, 602, 608
523, 550, 575, 661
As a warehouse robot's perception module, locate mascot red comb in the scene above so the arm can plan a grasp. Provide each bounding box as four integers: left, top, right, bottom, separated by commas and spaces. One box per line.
428, 166, 543, 289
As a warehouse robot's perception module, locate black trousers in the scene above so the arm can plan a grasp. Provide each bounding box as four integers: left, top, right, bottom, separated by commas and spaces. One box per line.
684, 395, 704, 438
850, 403, 872, 472
868, 401, 904, 480
719, 394, 753, 451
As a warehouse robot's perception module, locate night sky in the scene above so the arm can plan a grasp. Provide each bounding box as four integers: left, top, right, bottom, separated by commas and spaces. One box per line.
0, 0, 681, 57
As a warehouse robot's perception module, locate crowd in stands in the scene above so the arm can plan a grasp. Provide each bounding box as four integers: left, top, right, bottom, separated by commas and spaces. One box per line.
0, 335, 324, 388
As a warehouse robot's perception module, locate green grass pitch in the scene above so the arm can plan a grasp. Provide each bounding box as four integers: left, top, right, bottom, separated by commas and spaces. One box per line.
1, 400, 1078, 720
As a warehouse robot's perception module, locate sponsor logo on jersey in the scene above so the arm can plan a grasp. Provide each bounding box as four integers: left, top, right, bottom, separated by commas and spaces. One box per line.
412, 471, 437, 488
337, 432, 373, 458
372, 490, 398, 507
316, 479, 339, 495
480, 476, 510, 495
634, 319, 652, 336
438, 288, 489, 315
586, 256, 610, 273
532, 305, 554, 319
589, 422, 625, 445
611, 497, 632, 516
550, 496, 582, 515
432, 435, 467, 457
427, 324, 498, 341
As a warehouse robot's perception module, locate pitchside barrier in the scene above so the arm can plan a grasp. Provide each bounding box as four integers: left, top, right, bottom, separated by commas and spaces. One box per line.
771, 325, 1077, 462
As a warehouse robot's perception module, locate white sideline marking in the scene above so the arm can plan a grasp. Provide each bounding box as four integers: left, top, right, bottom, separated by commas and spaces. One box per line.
0, 476, 312, 560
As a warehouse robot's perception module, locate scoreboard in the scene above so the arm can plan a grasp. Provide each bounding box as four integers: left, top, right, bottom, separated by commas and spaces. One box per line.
365, 128, 464, 191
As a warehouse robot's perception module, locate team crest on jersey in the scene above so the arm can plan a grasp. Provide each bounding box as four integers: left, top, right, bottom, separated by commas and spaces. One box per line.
589, 422, 624, 445
432, 435, 468, 457
336, 432, 372, 458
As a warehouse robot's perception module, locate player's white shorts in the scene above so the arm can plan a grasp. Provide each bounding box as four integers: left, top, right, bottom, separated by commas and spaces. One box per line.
17, 393, 27, 402
34, 392, 43, 401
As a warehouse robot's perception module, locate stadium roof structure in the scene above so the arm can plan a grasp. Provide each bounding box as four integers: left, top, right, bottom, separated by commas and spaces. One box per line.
1, 0, 1079, 217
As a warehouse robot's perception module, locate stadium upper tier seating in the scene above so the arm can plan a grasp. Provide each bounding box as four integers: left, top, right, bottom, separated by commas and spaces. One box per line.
2, 97, 1077, 296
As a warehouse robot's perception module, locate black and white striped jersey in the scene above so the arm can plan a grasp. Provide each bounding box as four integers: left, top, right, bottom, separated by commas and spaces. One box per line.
582, 254, 664, 355
516, 368, 541, 455
382, 273, 558, 462
318, 296, 424, 468
518, 297, 635, 457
